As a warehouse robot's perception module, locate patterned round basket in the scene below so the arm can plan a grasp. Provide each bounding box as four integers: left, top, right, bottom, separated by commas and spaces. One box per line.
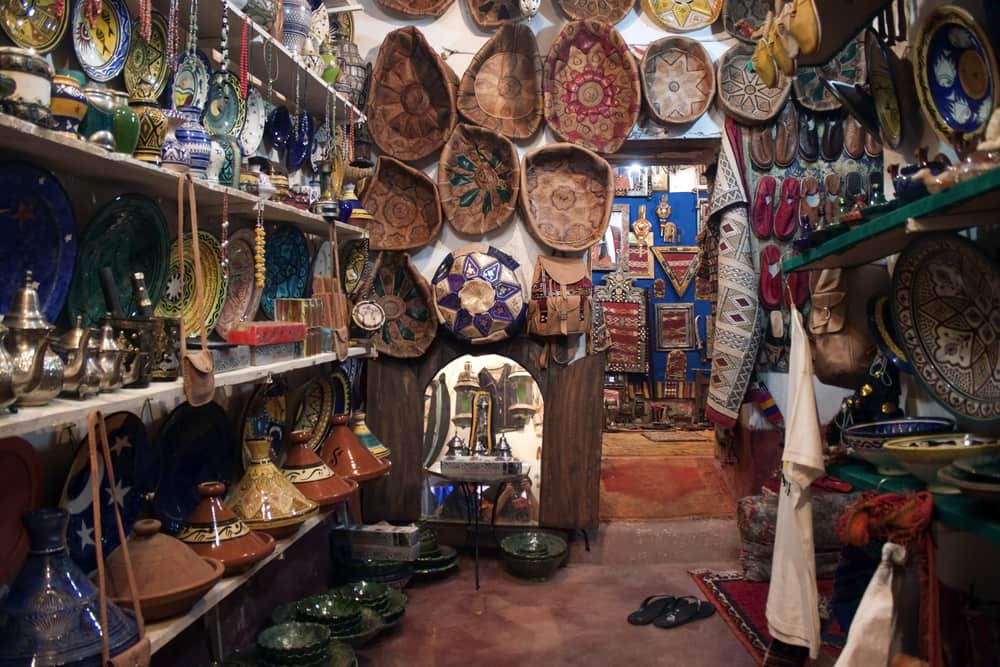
360, 156, 443, 251
555, 0, 633, 24
520, 142, 614, 252
543, 20, 640, 154
375, 0, 455, 17
432, 244, 526, 344
438, 124, 520, 235
464, 0, 523, 30
640, 35, 715, 125
358, 252, 437, 359
643, 0, 722, 32
367, 26, 457, 162
716, 43, 790, 125
457, 23, 543, 140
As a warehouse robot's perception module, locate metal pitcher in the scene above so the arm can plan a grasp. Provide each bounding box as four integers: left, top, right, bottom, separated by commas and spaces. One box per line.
97, 318, 124, 392
52, 316, 101, 400
2, 272, 63, 406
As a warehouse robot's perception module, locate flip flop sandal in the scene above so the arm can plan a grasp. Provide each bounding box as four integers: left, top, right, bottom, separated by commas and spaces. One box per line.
865, 130, 883, 158
823, 173, 841, 226
627, 595, 677, 626
798, 110, 819, 163
774, 177, 800, 241
752, 175, 777, 239
750, 125, 775, 171
653, 597, 716, 629
773, 102, 798, 168
820, 111, 845, 162
843, 115, 865, 159
759, 244, 783, 311
798, 176, 820, 232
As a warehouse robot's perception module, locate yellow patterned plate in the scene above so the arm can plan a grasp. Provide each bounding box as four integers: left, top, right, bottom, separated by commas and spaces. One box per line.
124, 11, 169, 101
154, 231, 228, 335
1, 0, 67, 53
642, 0, 723, 33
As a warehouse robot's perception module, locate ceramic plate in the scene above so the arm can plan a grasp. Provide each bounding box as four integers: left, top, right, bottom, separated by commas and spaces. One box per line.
0, 162, 76, 323
953, 455, 1000, 482
153, 401, 240, 535
293, 377, 335, 453
914, 5, 999, 140
240, 380, 288, 468
238, 86, 266, 156
71, 0, 131, 82
170, 50, 210, 111
865, 28, 906, 149
204, 70, 246, 137
892, 233, 1000, 431
260, 225, 309, 319
841, 417, 956, 450
1, 0, 68, 52
0, 437, 41, 585
311, 122, 331, 173
153, 231, 227, 335
124, 11, 168, 101
215, 228, 260, 339
266, 105, 292, 151
59, 412, 156, 573
794, 35, 866, 112
340, 239, 369, 297
67, 193, 168, 328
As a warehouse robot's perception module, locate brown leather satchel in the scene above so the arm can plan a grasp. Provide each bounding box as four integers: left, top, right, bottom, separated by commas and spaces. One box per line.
807, 264, 889, 389
527, 255, 593, 337
176, 175, 215, 406
327, 221, 351, 360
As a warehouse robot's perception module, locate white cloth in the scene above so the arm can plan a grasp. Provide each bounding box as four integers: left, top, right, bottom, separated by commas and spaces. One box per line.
834, 543, 908, 667
765, 303, 826, 658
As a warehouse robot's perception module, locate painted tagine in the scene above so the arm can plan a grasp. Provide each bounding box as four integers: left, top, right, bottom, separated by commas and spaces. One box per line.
228, 439, 319, 538
351, 411, 390, 461
320, 415, 390, 483
282, 430, 359, 508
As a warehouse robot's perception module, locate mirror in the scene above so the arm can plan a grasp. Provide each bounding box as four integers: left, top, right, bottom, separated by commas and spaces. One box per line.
421, 354, 543, 526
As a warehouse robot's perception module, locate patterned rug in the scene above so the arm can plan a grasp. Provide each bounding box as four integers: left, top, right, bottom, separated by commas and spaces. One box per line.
600, 457, 734, 520
602, 431, 715, 456
689, 569, 845, 665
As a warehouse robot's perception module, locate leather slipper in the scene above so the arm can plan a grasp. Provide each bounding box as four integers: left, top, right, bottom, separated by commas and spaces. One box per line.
865, 130, 883, 158
820, 111, 844, 162
843, 170, 866, 201
799, 176, 821, 233
759, 244, 783, 311
823, 173, 841, 226
843, 115, 865, 159
653, 597, 716, 629
628, 595, 677, 626
774, 102, 798, 168
798, 110, 819, 163
750, 124, 774, 171
774, 177, 800, 241
752, 175, 777, 239
784, 258, 810, 308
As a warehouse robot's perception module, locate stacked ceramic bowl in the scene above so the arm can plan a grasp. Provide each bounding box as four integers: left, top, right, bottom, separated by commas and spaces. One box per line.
499, 531, 568, 581
413, 525, 460, 581
295, 592, 386, 648
938, 456, 1000, 508
333, 553, 414, 589
842, 417, 956, 475
334, 581, 408, 627
885, 434, 1000, 494
256, 622, 331, 667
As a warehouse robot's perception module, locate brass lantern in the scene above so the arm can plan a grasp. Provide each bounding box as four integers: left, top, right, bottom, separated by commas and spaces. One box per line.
451, 360, 479, 429
508, 368, 537, 425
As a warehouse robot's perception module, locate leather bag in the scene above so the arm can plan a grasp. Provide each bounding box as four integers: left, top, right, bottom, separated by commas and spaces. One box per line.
327, 221, 351, 360
177, 175, 215, 406
527, 255, 592, 337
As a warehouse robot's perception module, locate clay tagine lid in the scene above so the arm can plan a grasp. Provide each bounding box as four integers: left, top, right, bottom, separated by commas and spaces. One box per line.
177, 481, 276, 575
350, 412, 390, 461
282, 431, 359, 508
320, 415, 391, 483
227, 439, 319, 538
105, 519, 225, 622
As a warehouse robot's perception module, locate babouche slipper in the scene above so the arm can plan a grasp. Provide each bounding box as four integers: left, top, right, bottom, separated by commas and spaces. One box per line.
627, 595, 676, 626
653, 596, 716, 629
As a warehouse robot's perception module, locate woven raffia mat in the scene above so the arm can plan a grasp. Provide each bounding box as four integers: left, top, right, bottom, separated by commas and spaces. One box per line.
715, 43, 790, 125
360, 156, 443, 251
641, 35, 716, 125
438, 124, 520, 235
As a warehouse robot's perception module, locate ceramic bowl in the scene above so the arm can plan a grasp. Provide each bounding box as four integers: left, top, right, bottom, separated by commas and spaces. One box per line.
416, 544, 458, 569
334, 581, 390, 611
884, 433, 1000, 494
500, 531, 568, 561
256, 622, 331, 665
500, 550, 563, 581
296, 594, 363, 631
937, 465, 1000, 509
328, 606, 385, 648
381, 588, 407, 624
952, 455, 1000, 483
412, 559, 459, 582
842, 417, 956, 475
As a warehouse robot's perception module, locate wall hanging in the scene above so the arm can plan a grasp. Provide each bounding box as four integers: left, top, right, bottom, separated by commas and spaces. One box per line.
643, 0, 722, 33
464, 0, 523, 30
652, 246, 700, 296
591, 202, 628, 271
357, 251, 437, 359
716, 43, 790, 124
375, 0, 455, 18
595, 239, 648, 373
555, 0, 632, 24
360, 156, 443, 251
640, 35, 715, 125
438, 123, 520, 235
654, 302, 695, 351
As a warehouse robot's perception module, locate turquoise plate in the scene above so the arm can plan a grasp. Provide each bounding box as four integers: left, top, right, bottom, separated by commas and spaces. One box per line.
260, 225, 309, 319
204, 70, 246, 137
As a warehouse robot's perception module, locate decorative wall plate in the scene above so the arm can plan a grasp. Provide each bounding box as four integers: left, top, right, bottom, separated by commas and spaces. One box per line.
368, 26, 456, 162
556, 0, 632, 24
913, 5, 998, 142
892, 233, 1000, 431
642, 0, 722, 33
520, 142, 614, 252
352, 300, 386, 331
215, 228, 260, 339
640, 35, 715, 125
67, 194, 168, 327
0, 437, 40, 585
375, 0, 454, 18
457, 23, 543, 140
260, 225, 309, 320
864, 28, 917, 150
432, 244, 526, 345
794, 35, 866, 112
464, 0, 522, 30
124, 11, 168, 101
239, 86, 266, 156
340, 238, 370, 296
171, 50, 210, 111
544, 20, 640, 154
716, 43, 790, 124
154, 231, 228, 335
329, 11, 353, 42
292, 377, 335, 454
357, 251, 437, 359
360, 156, 443, 251
330, 364, 352, 414
438, 124, 519, 235
204, 70, 246, 137
71, 0, 131, 82
1, 0, 68, 53
240, 380, 288, 468
867, 294, 911, 374
723, 0, 769, 43
0, 162, 76, 323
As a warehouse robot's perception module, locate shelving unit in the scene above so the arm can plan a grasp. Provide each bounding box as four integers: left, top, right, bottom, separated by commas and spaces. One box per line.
783, 169, 1000, 272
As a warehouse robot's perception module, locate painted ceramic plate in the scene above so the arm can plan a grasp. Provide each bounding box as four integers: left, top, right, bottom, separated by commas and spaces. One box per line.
124, 11, 168, 101
865, 28, 908, 149
71, 0, 131, 82
286, 112, 313, 172
340, 238, 370, 297
215, 228, 260, 339
241, 380, 288, 468
171, 50, 210, 111
293, 377, 335, 454
331, 365, 352, 417
794, 35, 866, 112
0, 162, 76, 323
914, 5, 999, 141
154, 231, 228, 335
67, 194, 168, 328
1, 0, 68, 53
260, 225, 309, 319
153, 401, 240, 535
643, 0, 722, 32
892, 233, 1000, 431
238, 85, 266, 156
59, 412, 156, 573
0, 437, 41, 586
204, 70, 246, 137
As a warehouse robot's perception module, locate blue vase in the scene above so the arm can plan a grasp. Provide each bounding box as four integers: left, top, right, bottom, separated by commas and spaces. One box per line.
175, 108, 211, 174
0, 508, 139, 667
338, 183, 360, 222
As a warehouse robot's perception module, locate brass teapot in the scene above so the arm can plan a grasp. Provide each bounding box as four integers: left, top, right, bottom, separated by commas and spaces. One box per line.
2, 271, 64, 406
0, 323, 16, 410
52, 316, 102, 400
97, 317, 124, 392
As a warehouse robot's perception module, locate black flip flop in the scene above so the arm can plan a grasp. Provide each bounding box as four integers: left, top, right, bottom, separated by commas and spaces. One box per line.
627, 595, 676, 625
653, 596, 716, 629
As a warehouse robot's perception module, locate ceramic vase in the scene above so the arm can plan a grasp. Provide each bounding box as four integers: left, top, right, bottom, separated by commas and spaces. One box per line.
0, 508, 139, 667
0, 46, 52, 126
338, 183, 360, 222
49, 72, 88, 136
160, 109, 190, 172
79, 84, 116, 150
227, 438, 319, 538
219, 137, 241, 188
319, 415, 390, 483
205, 137, 227, 183
177, 481, 276, 575
351, 412, 390, 461
281, 0, 312, 55
175, 108, 212, 174
130, 98, 167, 162
329, 40, 366, 107
111, 90, 139, 155
282, 431, 359, 507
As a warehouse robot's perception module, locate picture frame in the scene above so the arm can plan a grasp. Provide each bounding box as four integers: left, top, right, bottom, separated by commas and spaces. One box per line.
698, 195, 710, 235
655, 302, 696, 351
626, 244, 654, 279
591, 203, 629, 271
614, 166, 650, 197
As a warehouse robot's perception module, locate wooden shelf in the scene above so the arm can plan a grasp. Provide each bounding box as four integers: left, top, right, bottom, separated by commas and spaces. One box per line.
0, 114, 364, 238
0, 347, 371, 438
783, 169, 1000, 272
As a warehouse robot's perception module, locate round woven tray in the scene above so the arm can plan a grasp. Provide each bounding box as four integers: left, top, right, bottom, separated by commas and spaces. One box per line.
716, 43, 791, 125
358, 252, 437, 359
374, 0, 455, 17
360, 156, 443, 251
642, 0, 722, 32
640, 35, 715, 125
464, 0, 523, 30
555, 0, 633, 24
438, 124, 520, 235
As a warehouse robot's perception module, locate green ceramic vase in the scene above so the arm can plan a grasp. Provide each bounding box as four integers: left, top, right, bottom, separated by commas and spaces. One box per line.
130, 98, 167, 162
111, 90, 139, 155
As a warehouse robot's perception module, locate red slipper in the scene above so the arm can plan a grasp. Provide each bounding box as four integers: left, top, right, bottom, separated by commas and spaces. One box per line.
752, 175, 776, 239
784, 258, 810, 308
759, 244, 783, 310
774, 177, 800, 241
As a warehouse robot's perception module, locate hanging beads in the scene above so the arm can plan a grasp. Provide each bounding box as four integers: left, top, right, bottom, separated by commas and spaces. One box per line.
221, 192, 230, 282
219, 0, 229, 72
166, 0, 179, 73
138, 0, 151, 41
239, 16, 249, 98
255, 203, 266, 288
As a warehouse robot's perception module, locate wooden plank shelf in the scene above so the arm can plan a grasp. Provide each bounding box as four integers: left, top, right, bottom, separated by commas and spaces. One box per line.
783, 169, 1000, 272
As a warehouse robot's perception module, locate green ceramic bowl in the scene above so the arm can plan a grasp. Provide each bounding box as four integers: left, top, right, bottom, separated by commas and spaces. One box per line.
500, 551, 562, 581
335, 581, 390, 607
416, 544, 458, 569
412, 559, 459, 582
257, 622, 331, 665
380, 588, 408, 623
500, 531, 568, 561
296, 595, 363, 630
327, 640, 356, 667
328, 606, 385, 648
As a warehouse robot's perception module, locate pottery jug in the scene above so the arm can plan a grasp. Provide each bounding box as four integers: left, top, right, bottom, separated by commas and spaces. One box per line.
350, 411, 390, 460
80, 83, 116, 150
228, 438, 319, 538
0, 508, 139, 666
175, 108, 212, 174
52, 315, 102, 400
320, 415, 390, 483
0, 324, 16, 409
282, 431, 359, 507
3, 271, 63, 406
130, 98, 167, 162
97, 318, 125, 391
281, 0, 311, 55
161, 109, 190, 172
111, 89, 139, 154
0, 46, 52, 126
50, 71, 88, 136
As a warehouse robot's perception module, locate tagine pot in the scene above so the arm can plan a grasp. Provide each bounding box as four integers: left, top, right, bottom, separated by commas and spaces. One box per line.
282, 431, 359, 508
320, 415, 390, 483
351, 411, 390, 461
177, 482, 276, 575
227, 439, 319, 538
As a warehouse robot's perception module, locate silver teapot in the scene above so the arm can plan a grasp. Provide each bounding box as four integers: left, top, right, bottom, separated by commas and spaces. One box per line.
0, 323, 16, 410
3, 272, 64, 406
97, 317, 124, 392
52, 316, 101, 400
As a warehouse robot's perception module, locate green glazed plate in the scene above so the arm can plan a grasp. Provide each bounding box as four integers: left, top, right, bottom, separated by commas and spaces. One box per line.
67, 194, 168, 327
1, 0, 67, 53
204, 69, 246, 137
124, 11, 168, 101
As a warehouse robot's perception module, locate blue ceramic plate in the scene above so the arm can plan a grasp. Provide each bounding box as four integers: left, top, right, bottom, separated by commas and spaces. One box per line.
265, 105, 293, 152
152, 401, 240, 535
0, 162, 76, 322
260, 225, 309, 319
203, 70, 246, 137
59, 412, 156, 573
286, 112, 314, 172
71, 0, 131, 82
841, 417, 957, 450
168, 49, 211, 111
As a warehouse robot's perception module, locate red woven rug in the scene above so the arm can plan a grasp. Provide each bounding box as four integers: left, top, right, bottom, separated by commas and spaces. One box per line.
689, 569, 845, 665
599, 457, 733, 520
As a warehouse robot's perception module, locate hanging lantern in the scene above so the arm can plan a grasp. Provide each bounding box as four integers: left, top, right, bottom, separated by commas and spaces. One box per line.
508, 368, 537, 425
451, 360, 479, 428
